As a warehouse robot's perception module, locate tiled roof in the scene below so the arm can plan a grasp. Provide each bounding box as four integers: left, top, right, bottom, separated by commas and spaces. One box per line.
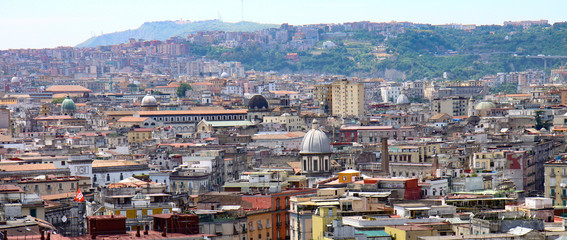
118, 116, 149, 122
46, 85, 92, 93
92, 160, 140, 168
252, 132, 306, 140
0, 163, 57, 172
0, 184, 24, 192
34, 115, 74, 120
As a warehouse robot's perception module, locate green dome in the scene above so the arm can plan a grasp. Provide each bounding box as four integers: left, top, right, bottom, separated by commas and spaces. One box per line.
61, 96, 76, 113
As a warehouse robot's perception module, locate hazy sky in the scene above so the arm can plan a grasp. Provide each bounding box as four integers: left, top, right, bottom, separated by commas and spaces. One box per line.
0, 0, 565, 50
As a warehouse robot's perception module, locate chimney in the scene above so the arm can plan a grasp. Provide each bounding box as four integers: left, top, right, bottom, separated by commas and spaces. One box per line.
432, 154, 439, 177
381, 138, 389, 175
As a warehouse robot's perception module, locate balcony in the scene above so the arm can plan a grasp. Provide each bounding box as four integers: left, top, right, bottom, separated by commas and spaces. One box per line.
276, 222, 282, 228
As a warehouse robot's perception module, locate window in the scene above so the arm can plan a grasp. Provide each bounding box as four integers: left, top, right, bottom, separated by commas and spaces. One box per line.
106, 174, 110, 181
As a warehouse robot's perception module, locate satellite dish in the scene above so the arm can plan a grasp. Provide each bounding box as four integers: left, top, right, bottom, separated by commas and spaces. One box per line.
61, 216, 67, 223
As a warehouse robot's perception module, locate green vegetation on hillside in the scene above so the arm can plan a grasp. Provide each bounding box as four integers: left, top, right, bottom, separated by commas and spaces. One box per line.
191, 23, 567, 80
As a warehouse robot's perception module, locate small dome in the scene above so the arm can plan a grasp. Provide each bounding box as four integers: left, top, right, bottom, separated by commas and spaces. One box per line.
300, 119, 331, 154
396, 94, 410, 104
475, 101, 496, 111
220, 72, 230, 78
248, 95, 269, 110
61, 96, 76, 113
141, 93, 157, 107
11, 76, 20, 83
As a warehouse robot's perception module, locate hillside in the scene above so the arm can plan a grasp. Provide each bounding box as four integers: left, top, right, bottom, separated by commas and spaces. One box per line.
195, 23, 567, 79
76, 20, 278, 48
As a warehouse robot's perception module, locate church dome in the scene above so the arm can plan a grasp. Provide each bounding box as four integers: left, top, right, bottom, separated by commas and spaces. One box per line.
300, 119, 331, 154
220, 72, 230, 78
475, 101, 496, 111
396, 93, 410, 104
11, 76, 20, 83
248, 95, 269, 110
61, 96, 76, 113
141, 93, 157, 107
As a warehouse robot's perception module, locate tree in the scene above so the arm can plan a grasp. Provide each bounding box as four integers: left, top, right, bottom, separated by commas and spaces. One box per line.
535, 110, 552, 130
127, 83, 138, 92
52, 97, 66, 104
176, 83, 192, 98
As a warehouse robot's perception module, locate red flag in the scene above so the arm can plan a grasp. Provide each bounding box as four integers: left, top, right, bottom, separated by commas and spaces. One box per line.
74, 188, 84, 202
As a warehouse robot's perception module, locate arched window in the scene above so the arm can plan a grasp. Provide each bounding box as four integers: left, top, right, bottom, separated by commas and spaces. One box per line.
106, 174, 110, 181
120, 173, 124, 180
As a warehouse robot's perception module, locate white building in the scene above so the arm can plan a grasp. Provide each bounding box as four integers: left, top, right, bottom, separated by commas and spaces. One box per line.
380, 84, 402, 103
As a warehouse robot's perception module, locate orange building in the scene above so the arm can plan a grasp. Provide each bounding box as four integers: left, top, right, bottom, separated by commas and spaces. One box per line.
246, 209, 272, 240
338, 169, 360, 183
242, 189, 317, 240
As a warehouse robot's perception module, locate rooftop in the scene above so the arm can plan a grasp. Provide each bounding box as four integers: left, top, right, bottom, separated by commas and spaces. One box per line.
45, 85, 92, 93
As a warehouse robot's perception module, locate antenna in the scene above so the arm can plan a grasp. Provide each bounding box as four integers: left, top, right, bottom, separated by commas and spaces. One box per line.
241, 0, 244, 21
217, 11, 222, 22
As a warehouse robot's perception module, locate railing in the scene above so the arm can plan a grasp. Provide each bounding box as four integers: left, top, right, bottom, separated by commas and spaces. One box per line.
104, 202, 172, 209
212, 217, 237, 222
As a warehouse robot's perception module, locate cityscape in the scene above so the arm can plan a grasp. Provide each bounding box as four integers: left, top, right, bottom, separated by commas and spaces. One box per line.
2, 3, 567, 240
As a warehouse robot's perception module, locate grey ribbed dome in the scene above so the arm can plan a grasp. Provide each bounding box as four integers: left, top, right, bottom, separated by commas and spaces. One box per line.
396, 93, 410, 104
248, 95, 269, 110
475, 101, 495, 110
141, 93, 157, 107
300, 119, 331, 154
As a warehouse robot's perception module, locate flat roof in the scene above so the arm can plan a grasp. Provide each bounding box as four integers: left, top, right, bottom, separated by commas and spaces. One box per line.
137, 109, 247, 116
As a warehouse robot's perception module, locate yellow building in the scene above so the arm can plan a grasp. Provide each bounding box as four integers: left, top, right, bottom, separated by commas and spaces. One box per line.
127, 128, 153, 143
472, 151, 505, 171
384, 225, 437, 240
331, 79, 365, 117
338, 170, 360, 183
312, 205, 341, 240
263, 113, 305, 132
314, 79, 365, 117
544, 160, 567, 206
388, 143, 442, 164
0, 98, 17, 105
